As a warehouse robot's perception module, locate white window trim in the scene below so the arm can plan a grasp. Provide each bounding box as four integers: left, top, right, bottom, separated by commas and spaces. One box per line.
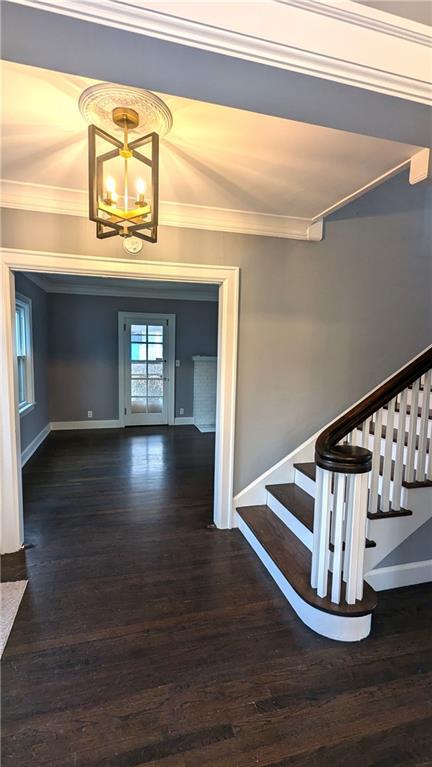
15, 292, 35, 417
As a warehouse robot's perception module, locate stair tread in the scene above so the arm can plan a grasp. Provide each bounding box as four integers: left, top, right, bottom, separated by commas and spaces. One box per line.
294, 462, 316, 482
237, 504, 377, 617
266, 482, 376, 547
266, 483, 314, 530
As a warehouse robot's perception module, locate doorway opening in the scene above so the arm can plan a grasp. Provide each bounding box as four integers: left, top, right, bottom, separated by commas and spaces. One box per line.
0, 249, 239, 554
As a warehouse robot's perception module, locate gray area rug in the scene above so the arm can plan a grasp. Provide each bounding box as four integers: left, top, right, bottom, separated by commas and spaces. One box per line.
1, 580, 27, 655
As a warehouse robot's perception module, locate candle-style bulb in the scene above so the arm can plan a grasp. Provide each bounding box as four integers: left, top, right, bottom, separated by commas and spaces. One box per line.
136, 177, 146, 206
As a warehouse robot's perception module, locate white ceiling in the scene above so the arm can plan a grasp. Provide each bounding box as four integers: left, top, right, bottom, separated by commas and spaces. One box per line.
0, 60, 425, 239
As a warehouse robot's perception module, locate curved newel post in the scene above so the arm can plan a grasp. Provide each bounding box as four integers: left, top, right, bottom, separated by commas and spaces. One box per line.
311, 465, 370, 605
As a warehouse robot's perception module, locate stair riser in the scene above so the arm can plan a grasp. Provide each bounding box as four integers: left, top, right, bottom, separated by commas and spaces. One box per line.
266, 491, 313, 551
294, 467, 316, 498
294, 466, 411, 512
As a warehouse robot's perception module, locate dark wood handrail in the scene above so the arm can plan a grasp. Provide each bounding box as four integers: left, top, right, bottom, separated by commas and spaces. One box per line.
315, 347, 432, 474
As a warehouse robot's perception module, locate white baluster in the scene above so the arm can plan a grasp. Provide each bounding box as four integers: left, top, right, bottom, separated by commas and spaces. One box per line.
355, 472, 369, 601
343, 474, 355, 584
345, 472, 369, 604
417, 371, 431, 480
316, 468, 332, 598
331, 473, 346, 604
393, 389, 408, 511
311, 467, 323, 589
406, 379, 420, 483
368, 409, 382, 514
361, 417, 371, 448
380, 397, 395, 512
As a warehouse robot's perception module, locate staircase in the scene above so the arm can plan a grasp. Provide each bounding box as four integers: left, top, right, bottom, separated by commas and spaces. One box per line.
236, 348, 432, 641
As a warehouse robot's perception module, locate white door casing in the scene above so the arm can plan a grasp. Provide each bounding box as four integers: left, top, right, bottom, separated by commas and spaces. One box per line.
0, 248, 239, 552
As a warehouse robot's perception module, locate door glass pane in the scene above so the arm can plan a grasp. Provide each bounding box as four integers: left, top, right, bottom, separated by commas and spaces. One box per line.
148, 324, 163, 342
148, 362, 163, 378
131, 325, 146, 342
148, 379, 163, 397
132, 362, 147, 376
131, 343, 146, 361
147, 398, 162, 413
131, 378, 147, 397
131, 398, 147, 413
148, 343, 163, 361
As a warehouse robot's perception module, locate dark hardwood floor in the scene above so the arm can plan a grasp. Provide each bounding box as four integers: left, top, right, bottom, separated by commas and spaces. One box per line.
2, 426, 431, 766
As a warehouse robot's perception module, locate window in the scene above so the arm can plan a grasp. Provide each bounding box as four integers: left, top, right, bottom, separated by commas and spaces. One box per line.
15, 295, 34, 415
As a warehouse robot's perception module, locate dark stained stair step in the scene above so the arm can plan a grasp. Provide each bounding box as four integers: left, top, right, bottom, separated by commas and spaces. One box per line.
237, 505, 377, 617
266, 482, 375, 548
294, 462, 414, 520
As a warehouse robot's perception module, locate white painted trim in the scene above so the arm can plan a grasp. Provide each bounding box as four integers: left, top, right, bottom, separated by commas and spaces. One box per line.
23, 271, 218, 302
0, 247, 239, 552
311, 159, 411, 223
118, 311, 176, 428
0, 265, 24, 552
174, 416, 194, 425
7, 0, 431, 104
237, 512, 371, 641
15, 292, 35, 414
21, 423, 51, 466
409, 148, 432, 185
366, 560, 432, 591
0, 181, 322, 242
50, 420, 121, 430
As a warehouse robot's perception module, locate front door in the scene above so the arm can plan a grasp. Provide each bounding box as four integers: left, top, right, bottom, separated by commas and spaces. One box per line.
123, 317, 169, 426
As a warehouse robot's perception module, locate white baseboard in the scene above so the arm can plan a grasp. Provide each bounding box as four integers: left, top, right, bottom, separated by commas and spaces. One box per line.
21, 423, 51, 466
174, 416, 194, 425
366, 560, 432, 591
50, 420, 121, 431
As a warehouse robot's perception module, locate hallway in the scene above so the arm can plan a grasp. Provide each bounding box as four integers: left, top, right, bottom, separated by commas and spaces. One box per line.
2, 427, 431, 766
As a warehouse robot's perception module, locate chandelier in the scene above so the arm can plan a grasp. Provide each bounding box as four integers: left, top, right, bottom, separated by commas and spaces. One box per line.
79, 84, 172, 244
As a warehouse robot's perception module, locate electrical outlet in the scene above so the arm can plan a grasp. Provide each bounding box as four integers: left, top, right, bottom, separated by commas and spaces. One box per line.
87, 410, 93, 419
179, 408, 184, 415
176, 359, 180, 367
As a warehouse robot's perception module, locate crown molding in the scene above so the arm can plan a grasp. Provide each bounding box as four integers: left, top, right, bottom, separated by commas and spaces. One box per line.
0, 180, 323, 241
6, 0, 432, 105
22, 271, 219, 301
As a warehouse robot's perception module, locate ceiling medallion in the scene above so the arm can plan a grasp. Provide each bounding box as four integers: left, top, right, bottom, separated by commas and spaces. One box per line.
79, 83, 173, 244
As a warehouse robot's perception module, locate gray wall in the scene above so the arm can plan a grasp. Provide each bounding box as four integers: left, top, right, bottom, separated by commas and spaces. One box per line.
14, 273, 49, 452
48, 293, 218, 421
3, 170, 432, 495
379, 517, 432, 567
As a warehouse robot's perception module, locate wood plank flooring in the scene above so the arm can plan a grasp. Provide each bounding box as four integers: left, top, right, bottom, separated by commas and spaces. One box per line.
1, 426, 431, 766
